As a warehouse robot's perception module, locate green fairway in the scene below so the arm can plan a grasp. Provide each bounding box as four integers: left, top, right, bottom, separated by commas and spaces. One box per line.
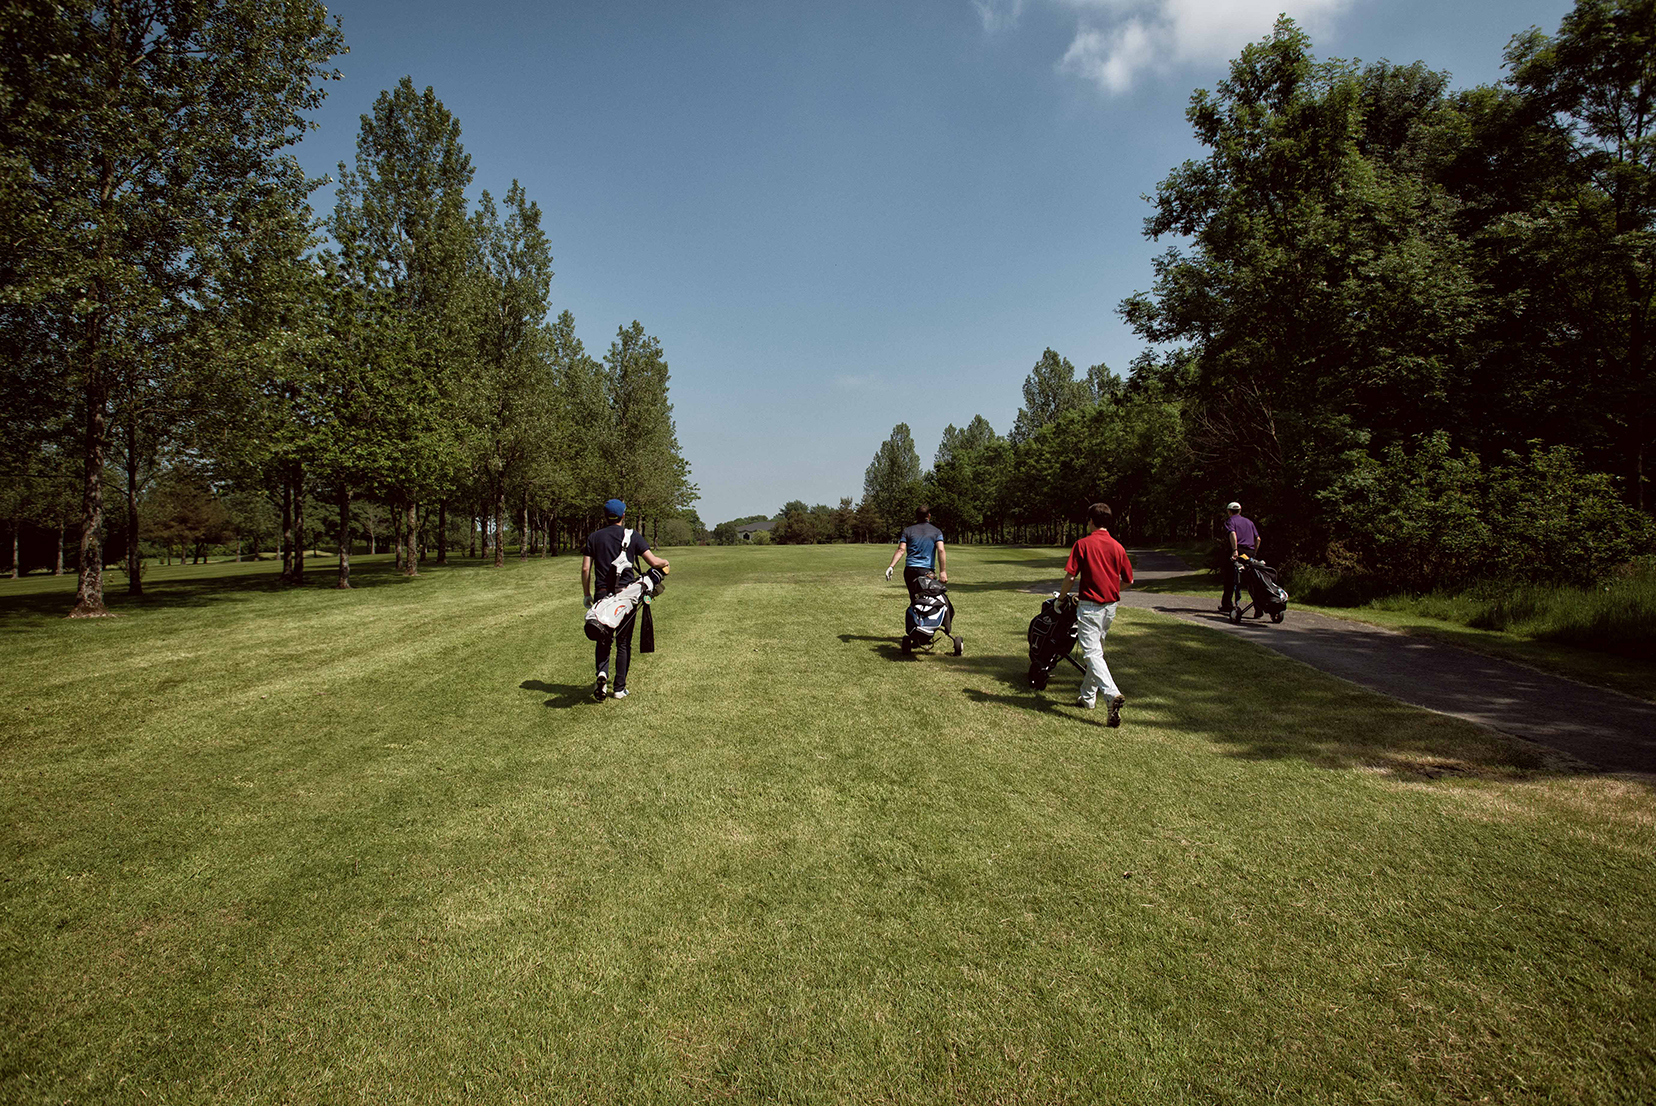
2, 546, 1652, 1104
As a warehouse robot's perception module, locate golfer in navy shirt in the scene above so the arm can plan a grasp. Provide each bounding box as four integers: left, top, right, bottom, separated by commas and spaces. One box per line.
581, 498, 670, 702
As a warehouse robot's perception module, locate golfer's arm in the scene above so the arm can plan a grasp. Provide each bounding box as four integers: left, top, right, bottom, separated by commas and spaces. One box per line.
1229, 531, 1238, 557
641, 549, 669, 571
888, 542, 906, 570
580, 556, 592, 599
1057, 571, 1076, 600
935, 542, 946, 576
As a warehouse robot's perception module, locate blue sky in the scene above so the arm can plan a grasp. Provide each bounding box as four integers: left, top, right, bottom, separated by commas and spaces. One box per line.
293, 0, 1575, 526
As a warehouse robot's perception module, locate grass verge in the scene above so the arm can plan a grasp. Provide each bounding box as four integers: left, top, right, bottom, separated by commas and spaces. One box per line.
2, 546, 1652, 1104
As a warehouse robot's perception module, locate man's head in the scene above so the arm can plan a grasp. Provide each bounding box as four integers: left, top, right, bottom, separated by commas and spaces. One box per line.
1227, 501, 1241, 515
604, 498, 626, 522
1088, 502, 1113, 529
914, 505, 931, 523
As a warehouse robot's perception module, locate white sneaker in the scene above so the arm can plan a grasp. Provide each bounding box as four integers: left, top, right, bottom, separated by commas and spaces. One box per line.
1076, 697, 1095, 710
612, 688, 629, 700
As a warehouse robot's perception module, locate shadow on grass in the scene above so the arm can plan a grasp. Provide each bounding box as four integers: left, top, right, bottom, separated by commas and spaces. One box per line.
943, 578, 1059, 595
520, 679, 599, 708
1128, 572, 1217, 595
966, 553, 1069, 571
895, 610, 1641, 781
961, 686, 1109, 727
836, 633, 919, 661
0, 558, 438, 629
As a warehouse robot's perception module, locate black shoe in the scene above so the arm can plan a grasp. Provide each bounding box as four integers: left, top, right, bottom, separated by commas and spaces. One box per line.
1106, 695, 1125, 728
593, 673, 607, 701
1217, 604, 1230, 612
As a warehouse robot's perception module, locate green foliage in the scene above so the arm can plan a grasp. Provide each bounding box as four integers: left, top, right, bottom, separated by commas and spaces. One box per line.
1321, 433, 1655, 590
1009, 349, 1089, 444
654, 518, 695, 546
862, 424, 922, 538
598, 322, 698, 527
331, 77, 476, 523
0, 0, 345, 610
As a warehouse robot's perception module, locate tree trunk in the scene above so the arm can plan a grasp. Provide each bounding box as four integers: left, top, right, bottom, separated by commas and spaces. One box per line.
493, 481, 506, 568
281, 479, 294, 580
70, 330, 109, 617
336, 485, 352, 588
9, 522, 16, 579
403, 498, 419, 576
437, 500, 448, 565
394, 507, 404, 570
520, 496, 529, 562
468, 514, 477, 559
125, 414, 142, 595
54, 520, 64, 575
290, 466, 305, 584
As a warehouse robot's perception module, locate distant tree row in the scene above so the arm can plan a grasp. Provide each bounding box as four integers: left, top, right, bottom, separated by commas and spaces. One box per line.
0, 5, 696, 606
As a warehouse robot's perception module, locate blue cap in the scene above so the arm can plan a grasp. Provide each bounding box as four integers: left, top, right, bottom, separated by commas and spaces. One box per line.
604, 498, 626, 518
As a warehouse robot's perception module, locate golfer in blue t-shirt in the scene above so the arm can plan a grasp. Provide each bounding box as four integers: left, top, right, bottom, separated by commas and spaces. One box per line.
884, 505, 960, 647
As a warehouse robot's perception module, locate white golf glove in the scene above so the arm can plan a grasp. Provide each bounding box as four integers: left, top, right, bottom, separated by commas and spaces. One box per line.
884, 566, 893, 581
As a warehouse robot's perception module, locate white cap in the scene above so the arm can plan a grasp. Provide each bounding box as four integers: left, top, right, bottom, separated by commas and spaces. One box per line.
1226, 501, 1241, 511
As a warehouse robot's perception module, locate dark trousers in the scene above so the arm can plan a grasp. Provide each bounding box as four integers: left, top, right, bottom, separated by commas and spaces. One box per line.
904, 567, 955, 635
595, 595, 637, 689
1222, 546, 1254, 608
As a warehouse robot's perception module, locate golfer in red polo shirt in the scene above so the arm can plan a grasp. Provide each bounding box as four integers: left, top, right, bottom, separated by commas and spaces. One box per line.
1055, 502, 1134, 725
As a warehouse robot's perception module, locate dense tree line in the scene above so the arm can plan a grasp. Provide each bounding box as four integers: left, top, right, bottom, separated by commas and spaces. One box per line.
1121, 4, 1655, 584
1, 4, 695, 604
787, 1, 1654, 590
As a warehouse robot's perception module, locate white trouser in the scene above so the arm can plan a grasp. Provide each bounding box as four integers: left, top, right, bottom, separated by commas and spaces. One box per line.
1075, 599, 1120, 705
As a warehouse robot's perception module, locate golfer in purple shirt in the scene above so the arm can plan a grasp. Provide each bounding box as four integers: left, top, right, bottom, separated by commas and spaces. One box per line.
1220, 501, 1261, 612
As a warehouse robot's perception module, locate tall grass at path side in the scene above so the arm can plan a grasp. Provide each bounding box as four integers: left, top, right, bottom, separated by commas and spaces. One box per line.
1, 546, 1652, 1104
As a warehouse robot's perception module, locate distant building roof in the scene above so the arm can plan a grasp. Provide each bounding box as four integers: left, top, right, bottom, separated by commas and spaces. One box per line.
736, 520, 774, 534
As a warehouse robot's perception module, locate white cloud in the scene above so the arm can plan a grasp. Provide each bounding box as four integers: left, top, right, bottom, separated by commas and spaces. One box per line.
1023, 0, 1354, 93
974, 0, 1027, 33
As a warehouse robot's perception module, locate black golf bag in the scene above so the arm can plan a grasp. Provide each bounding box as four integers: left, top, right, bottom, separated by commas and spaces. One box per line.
1230, 556, 1287, 624
1027, 594, 1085, 690
902, 573, 961, 655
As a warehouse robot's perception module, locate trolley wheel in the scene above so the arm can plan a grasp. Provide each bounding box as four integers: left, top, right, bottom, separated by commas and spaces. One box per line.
1271, 611, 1285, 624
900, 637, 912, 655
1028, 665, 1047, 690
1229, 606, 1243, 625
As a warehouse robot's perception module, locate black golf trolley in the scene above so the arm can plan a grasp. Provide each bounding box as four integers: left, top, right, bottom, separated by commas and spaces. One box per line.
1228, 554, 1288, 624
1026, 593, 1086, 690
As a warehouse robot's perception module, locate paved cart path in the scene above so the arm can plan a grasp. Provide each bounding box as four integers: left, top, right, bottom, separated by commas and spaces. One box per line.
1108, 550, 1656, 774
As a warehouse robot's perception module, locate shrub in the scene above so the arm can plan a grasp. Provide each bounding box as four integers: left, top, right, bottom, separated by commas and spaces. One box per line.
1320, 434, 1654, 590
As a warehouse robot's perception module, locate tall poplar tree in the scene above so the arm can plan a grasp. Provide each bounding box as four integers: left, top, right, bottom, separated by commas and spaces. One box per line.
466, 182, 554, 566
332, 77, 475, 576
601, 321, 696, 532
862, 423, 922, 537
